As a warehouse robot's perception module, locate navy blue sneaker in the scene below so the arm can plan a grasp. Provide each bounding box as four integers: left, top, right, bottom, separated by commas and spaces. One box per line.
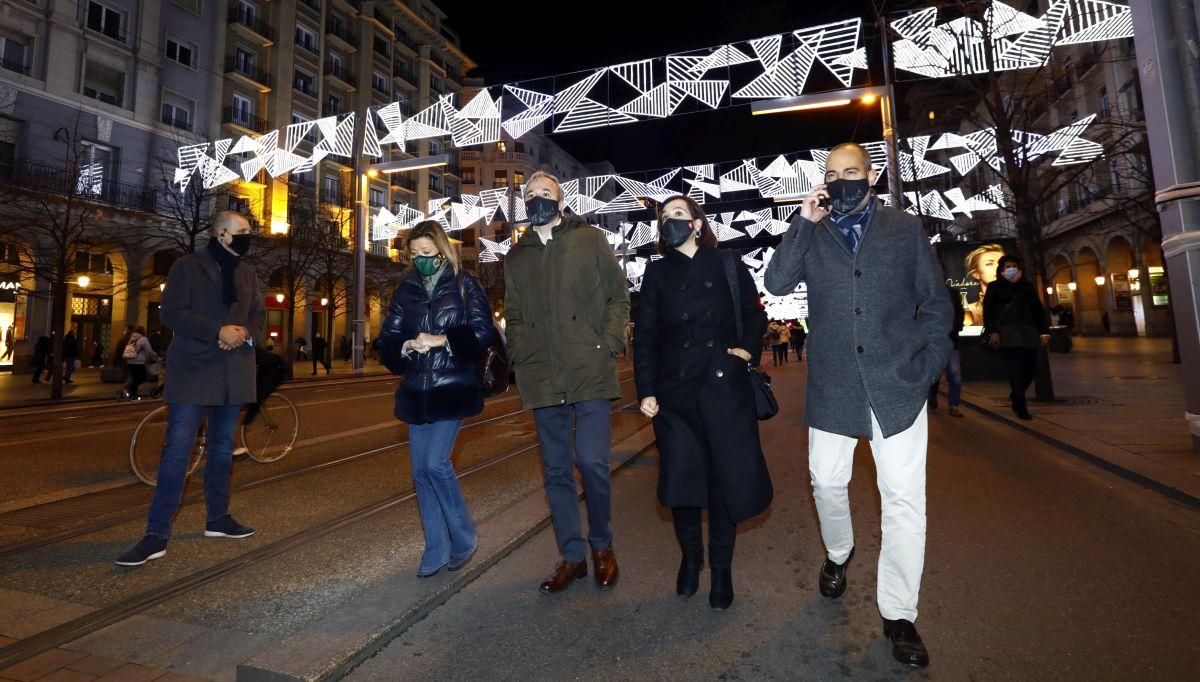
204, 515, 255, 539
115, 535, 168, 567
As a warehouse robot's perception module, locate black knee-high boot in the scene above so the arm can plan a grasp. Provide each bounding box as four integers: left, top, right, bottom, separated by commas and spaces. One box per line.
672, 508, 703, 598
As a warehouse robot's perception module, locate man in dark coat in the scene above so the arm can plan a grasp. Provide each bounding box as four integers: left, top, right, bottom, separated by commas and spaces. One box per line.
30, 334, 50, 383
62, 330, 79, 383
765, 143, 952, 668
116, 211, 263, 567
311, 332, 330, 375
504, 170, 630, 594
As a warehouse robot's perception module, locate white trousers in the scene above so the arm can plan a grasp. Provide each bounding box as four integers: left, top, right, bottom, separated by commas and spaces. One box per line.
808, 406, 927, 622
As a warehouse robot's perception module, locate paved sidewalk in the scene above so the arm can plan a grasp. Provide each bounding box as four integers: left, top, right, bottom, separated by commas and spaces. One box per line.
0, 360, 392, 410
953, 336, 1200, 505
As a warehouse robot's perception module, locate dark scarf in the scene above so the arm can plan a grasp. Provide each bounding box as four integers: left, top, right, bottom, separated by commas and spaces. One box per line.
829, 196, 876, 254
206, 238, 240, 305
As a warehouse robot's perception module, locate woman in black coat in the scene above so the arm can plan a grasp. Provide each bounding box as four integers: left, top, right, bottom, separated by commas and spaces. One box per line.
380, 220, 494, 578
983, 254, 1049, 420
634, 195, 773, 610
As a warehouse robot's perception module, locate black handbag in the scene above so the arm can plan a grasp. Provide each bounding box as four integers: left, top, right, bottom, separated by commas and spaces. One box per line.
478, 332, 509, 398
721, 251, 779, 420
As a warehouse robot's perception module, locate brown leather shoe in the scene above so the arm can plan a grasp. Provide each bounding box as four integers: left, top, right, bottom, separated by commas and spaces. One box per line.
592, 547, 619, 590
539, 560, 587, 594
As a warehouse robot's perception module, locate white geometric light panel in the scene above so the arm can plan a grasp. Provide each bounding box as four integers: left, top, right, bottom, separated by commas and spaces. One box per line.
891, 1, 1135, 79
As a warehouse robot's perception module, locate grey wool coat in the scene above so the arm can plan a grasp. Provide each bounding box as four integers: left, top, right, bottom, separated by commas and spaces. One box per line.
764, 200, 953, 438
160, 245, 264, 406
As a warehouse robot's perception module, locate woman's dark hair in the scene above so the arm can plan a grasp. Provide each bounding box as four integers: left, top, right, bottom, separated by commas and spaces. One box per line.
997, 255, 1023, 270
655, 195, 718, 254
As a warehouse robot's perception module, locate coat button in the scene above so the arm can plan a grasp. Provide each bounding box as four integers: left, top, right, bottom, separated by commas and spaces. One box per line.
595, 344, 601, 349
715, 369, 724, 378
855, 307, 862, 315
857, 346, 864, 353
706, 340, 714, 347
682, 341, 690, 348
855, 270, 862, 277
682, 312, 689, 321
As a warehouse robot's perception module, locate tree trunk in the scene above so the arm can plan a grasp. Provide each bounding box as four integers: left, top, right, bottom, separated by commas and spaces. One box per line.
49, 276, 68, 400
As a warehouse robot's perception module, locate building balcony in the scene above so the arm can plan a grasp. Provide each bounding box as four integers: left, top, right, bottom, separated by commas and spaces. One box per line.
227, 8, 274, 44
460, 150, 481, 161
391, 175, 417, 193
1, 57, 31, 77
82, 87, 123, 108
395, 31, 421, 55
324, 61, 357, 89
298, 0, 321, 15
496, 151, 534, 165
294, 82, 318, 100
393, 63, 417, 87
225, 57, 273, 91
325, 21, 358, 52
160, 112, 192, 131
222, 106, 269, 133
295, 39, 320, 61
0, 158, 155, 213
321, 188, 350, 206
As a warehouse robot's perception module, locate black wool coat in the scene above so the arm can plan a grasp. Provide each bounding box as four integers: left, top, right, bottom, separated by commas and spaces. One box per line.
380, 267, 494, 424
633, 247, 773, 522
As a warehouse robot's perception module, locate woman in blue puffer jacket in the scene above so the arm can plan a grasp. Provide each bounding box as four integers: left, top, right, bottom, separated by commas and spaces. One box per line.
380, 220, 494, 577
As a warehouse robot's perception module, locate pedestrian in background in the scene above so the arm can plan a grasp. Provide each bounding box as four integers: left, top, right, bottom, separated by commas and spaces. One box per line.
90, 339, 103, 368
767, 321, 787, 365
121, 326, 158, 400
62, 330, 79, 384
634, 195, 772, 610
983, 255, 1049, 421
30, 334, 50, 384
380, 220, 493, 577
2, 324, 14, 361
790, 320, 807, 362
296, 336, 308, 361
765, 142, 952, 668
504, 170, 629, 594
310, 332, 329, 375
116, 211, 262, 567
340, 335, 351, 362
929, 285, 965, 417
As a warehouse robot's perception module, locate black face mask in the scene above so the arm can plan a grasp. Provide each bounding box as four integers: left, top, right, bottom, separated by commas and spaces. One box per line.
826, 178, 871, 214
660, 218, 695, 248
228, 233, 252, 256
525, 196, 560, 226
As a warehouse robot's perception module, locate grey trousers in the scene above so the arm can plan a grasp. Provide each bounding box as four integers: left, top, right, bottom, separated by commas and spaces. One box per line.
532, 398, 613, 563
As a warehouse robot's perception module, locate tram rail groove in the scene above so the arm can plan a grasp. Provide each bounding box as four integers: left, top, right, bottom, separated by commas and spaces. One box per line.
0, 377, 633, 559
0, 398, 639, 672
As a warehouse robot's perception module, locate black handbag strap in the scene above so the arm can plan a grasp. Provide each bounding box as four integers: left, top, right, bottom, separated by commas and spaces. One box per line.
721, 250, 743, 340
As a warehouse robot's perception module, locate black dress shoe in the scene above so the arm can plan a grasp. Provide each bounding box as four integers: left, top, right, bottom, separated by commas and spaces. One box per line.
883, 618, 930, 667
676, 551, 703, 598
818, 547, 853, 598
709, 567, 733, 610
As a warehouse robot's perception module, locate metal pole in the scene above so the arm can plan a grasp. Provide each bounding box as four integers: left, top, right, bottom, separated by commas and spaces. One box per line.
879, 15, 904, 201
351, 114, 367, 375
1132, 0, 1200, 452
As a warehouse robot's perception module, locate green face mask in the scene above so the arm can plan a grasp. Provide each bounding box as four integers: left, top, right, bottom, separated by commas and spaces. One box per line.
412, 255, 443, 277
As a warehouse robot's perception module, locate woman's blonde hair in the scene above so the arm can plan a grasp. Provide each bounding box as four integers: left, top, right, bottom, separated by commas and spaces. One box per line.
965, 243, 1005, 279
406, 220, 460, 275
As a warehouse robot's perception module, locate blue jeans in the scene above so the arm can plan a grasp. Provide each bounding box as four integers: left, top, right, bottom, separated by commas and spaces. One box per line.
146, 403, 241, 539
929, 348, 963, 408
532, 398, 613, 563
408, 418, 476, 572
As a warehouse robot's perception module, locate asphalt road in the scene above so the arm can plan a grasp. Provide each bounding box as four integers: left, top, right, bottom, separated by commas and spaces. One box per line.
349, 360, 1200, 681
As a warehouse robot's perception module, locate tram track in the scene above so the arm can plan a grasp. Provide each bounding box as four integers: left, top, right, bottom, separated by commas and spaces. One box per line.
0, 396, 640, 671
0, 375, 633, 558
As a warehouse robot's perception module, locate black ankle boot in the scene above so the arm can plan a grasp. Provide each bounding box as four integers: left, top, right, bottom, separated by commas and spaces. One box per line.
709, 567, 733, 610
676, 550, 703, 598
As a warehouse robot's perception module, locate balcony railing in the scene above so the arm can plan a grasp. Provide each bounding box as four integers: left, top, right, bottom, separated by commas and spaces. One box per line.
460, 150, 481, 161
0, 159, 155, 213
324, 61, 357, 87
390, 175, 417, 192
320, 188, 349, 206
295, 38, 320, 57
82, 87, 123, 108
160, 112, 192, 131
393, 63, 416, 84
0, 57, 30, 77
396, 31, 421, 53
322, 103, 342, 117
222, 106, 269, 132
225, 57, 273, 88
298, 0, 321, 12
326, 20, 357, 45
496, 151, 534, 165
227, 8, 274, 41
397, 100, 416, 116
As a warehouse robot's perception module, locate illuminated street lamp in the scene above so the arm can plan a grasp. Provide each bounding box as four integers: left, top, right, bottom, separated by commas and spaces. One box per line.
76, 275, 90, 289
276, 293, 285, 303
1094, 275, 1107, 286
1068, 281, 1078, 291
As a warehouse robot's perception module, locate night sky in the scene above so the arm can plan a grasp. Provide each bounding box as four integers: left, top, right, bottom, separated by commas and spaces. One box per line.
436, 0, 887, 175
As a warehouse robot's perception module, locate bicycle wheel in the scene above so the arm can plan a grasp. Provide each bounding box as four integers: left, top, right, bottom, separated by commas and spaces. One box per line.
129, 406, 205, 486
241, 393, 299, 463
